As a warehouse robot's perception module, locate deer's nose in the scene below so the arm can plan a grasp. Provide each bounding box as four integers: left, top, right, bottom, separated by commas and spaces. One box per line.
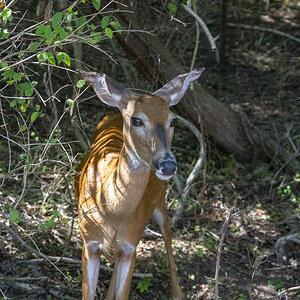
155, 154, 177, 176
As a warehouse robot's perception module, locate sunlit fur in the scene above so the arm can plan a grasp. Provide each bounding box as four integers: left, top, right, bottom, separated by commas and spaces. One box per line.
75, 106, 181, 299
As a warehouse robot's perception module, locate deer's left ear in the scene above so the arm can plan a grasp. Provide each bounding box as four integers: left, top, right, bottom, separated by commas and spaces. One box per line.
154, 68, 205, 106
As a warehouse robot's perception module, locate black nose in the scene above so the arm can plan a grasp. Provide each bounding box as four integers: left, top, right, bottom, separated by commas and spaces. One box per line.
155, 155, 177, 176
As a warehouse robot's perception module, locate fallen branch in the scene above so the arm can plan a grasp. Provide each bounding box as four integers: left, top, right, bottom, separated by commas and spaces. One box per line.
172, 115, 205, 225
0, 221, 152, 278
278, 285, 300, 297
214, 208, 233, 300
227, 22, 300, 44
0, 276, 49, 281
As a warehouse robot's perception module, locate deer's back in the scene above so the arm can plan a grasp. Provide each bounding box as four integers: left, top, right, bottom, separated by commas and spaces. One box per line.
75, 113, 123, 199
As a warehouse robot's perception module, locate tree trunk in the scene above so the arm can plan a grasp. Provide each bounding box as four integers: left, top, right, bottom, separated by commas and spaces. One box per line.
116, 12, 252, 162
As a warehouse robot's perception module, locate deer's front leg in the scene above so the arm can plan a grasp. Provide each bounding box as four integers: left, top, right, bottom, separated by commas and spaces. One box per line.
153, 208, 182, 300
82, 241, 101, 300
106, 244, 137, 300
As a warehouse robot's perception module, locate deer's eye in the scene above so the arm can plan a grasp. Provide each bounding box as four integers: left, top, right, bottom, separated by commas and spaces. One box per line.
131, 117, 143, 127
170, 118, 177, 127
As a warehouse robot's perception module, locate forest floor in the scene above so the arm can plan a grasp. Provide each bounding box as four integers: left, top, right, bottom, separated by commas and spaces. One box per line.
0, 1, 299, 299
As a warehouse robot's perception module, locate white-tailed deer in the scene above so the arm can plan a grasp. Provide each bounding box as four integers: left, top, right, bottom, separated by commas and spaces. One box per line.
75, 68, 204, 300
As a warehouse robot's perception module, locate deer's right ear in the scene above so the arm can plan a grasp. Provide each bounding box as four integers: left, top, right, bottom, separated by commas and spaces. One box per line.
78, 70, 136, 108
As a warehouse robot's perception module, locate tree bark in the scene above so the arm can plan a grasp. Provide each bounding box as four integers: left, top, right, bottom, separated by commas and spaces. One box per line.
116, 12, 252, 162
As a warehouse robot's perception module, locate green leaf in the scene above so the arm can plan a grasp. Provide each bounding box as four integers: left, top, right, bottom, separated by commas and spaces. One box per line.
67, 13, 73, 22
52, 12, 63, 29
54, 26, 62, 34
35, 25, 52, 40
20, 125, 26, 131
89, 32, 101, 44
35, 105, 40, 111
18, 99, 26, 104
66, 98, 74, 106
92, 0, 100, 10
29, 41, 40, 52
168, 3, 177, 13
44, 25, 52, 40
18, 51, 25, 58
59, 29, 69, 40
35, 25, 45, 36
13, 72, 24, 82
56, 52, 64, 64
52, 210, 59, 217
56, 52, 70, 66
31, 112, 39, 123
19, 82, 35, 96
105, 27, 113, 39
37, 52, 56, 65
46, 216, 56, 227
101, 16, 109, 29
0, 62, 8, 68
77, 16, 86, 34
20, 153, 28, 160
47, 54, 56, 65
111, 20, 121, 32
0, 28, 10, 39
3, 68, 14, 80
9, 100, 17, 107
76, 79, 85, 88
9, 208, 19, 223
37, 52, 47, 63
1, 8, 13, 23
62, 53, 70, 66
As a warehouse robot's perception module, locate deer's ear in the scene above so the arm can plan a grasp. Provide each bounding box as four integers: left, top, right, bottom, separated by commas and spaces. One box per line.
78, 70, 136, 108
154, 68, 205, 106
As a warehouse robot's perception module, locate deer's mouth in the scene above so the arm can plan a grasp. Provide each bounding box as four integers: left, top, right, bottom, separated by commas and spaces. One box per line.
155, 171, 175, 181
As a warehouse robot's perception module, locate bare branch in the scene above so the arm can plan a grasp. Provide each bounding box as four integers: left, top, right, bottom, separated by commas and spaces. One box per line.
172, 115, 205, 225
228, 22, 300, 44
0, 221, 153, 278
214, 208, 234, 300
182, 3, 218, 52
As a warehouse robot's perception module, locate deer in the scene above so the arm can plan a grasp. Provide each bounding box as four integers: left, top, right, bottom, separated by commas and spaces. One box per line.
75, 68, 204, 300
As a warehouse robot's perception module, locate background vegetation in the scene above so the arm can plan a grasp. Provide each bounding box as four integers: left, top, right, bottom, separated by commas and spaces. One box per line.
0, 0, 299, 299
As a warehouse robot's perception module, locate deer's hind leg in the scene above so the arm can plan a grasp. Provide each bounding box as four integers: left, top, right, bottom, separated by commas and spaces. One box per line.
153, 206, 182, 300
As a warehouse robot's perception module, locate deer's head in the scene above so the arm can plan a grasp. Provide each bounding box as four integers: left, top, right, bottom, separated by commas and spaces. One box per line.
79, 69, 204, 180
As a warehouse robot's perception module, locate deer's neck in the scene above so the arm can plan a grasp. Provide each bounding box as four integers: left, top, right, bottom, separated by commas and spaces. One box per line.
103, 145, 150, 218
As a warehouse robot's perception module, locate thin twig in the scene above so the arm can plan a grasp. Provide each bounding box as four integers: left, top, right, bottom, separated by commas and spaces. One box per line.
189, 1, 200, 74
214, 208, 233, 300
182, 3, 218, 52
0, 98, 12, 188
172, 115, 205, 225
0, 287, 7, 300
227, 22, 300, 44
278, 285, 300, 296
